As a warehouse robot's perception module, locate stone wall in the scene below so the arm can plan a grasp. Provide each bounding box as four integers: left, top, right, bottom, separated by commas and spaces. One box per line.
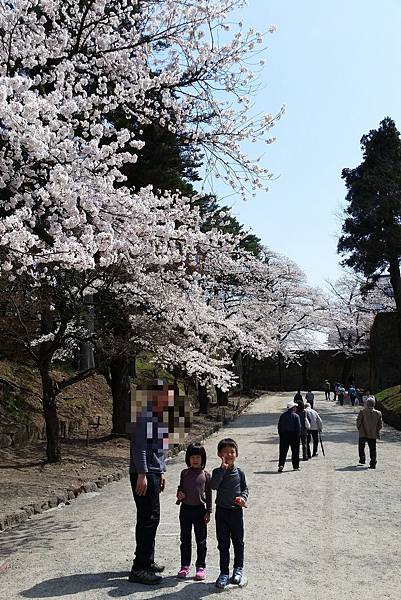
370, 312, 401, 391
250, 350, 370, 391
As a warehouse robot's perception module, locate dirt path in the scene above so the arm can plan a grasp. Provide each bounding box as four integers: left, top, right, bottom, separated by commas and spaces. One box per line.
1, 392, 401, 599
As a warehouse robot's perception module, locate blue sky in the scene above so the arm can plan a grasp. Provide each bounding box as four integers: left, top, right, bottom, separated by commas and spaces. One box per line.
214, 0, 401, 288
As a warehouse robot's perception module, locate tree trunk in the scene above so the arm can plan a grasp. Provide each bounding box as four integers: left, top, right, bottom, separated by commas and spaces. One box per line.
41, 370, 61, 463
277, 353, 283, 389
242, 355, 251, 393
109, 356, 131, 435
301, 355, 310, 390
341, 355, 354, 386
197, 383, 209, 414
215, 386, 228, 406
79, 294, 95, 371
389, 258, 401, 368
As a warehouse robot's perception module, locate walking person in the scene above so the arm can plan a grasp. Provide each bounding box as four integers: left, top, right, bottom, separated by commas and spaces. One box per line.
348, 385, 357, 407
357, 397, 383, 469
296, 400, 311, 461
277, 400, 301, 472
128, 382, 168, 585
305, 389, 315, 409
337, 384, 345, 406
211, 438, 249, 590
362, 390, 375, 407
176, 443, 212, 581
304, 402, 323, 458
324, 380, 331, 401
294, 390, 303, 403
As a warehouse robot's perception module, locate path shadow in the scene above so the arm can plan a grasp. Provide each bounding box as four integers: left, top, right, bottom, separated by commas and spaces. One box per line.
21, 572, 219, 599
254, 470, 287, 475
0, 513, 79, 559
335, 465, 368, 472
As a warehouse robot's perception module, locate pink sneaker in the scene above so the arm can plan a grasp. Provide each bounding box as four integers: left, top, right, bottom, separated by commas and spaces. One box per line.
195, 567, 206, 581
177, 566, 190, 579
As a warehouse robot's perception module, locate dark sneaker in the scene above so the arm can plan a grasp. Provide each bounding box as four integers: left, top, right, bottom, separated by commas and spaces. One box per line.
293, 467, 300, 471
358, 460, 365, 465
129, 569, 162, 585
149, 562, 165, 573
215, 573, 230, 589
278, 466, 283, 473
231, 567, 243, 585
368, 465, 376, 469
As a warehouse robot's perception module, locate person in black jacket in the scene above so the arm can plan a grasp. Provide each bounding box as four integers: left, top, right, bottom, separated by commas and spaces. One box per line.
278, 401, 301, 472
296, 400, 310, 461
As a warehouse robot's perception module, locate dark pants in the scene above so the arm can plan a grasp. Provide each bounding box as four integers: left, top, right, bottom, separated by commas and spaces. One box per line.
307, 430, 319, 457
279, 432, 300, 469
215, 507, 244, 575
359, 437, 377, 467
179, 504, 207, 568
300, 432, 308, 460
350, 395, 356, 407
338, 393, 344, 406
130, 472, 161, 569
325, 391, 330, 400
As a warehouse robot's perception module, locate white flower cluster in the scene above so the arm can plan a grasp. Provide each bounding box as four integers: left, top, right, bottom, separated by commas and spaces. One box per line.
0, 1, 319, 387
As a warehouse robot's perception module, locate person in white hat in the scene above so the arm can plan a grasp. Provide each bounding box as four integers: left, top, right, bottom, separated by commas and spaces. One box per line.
277, 400, 301, 472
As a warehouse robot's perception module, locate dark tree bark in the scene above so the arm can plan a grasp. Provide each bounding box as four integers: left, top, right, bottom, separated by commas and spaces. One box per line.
40, 370, 61, 463
389, 257, 401, 351
242, 355, 253, 394
277, 353, 283, 389
301, 355, 310, 390
341, 355, 354, 386
197, 383, 209, 414
109, 355, 131, 435
215, 386, 228, 406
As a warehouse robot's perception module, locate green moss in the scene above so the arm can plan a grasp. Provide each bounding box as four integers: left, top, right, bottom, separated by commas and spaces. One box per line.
376, 385, 401, 415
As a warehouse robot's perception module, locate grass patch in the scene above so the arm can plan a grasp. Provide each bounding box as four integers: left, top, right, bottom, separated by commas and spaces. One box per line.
376, 385, 401, 415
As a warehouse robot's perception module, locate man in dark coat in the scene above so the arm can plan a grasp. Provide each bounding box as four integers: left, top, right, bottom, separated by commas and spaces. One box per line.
277, 400, 301, 472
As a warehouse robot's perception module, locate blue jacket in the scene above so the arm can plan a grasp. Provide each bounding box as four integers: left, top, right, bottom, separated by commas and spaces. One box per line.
278, 410, 301, 436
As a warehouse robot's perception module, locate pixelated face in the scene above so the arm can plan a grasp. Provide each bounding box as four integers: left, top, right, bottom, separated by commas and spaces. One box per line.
128, 383, 192, 449
189, 454, 203, 469
218, 445, 237, 466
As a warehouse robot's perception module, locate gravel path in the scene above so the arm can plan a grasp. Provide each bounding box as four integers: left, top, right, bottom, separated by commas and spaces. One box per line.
1, 392, 401, 600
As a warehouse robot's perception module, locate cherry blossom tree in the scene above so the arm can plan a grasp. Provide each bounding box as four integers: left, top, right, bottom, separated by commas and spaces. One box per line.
0, 0, 283, 461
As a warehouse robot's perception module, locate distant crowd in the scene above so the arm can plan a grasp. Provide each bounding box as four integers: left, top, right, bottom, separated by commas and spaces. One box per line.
277, 383, 382, 475
323, 379, 376, 407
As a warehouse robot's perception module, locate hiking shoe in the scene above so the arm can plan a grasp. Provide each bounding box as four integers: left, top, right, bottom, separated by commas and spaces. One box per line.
195, 567, 206, 580
278, 466, 283, 473
215, 573, 230, 589
231, 567, 243, 585
177, 566, 190, 579
149, 562, 165, 573
129, 569, 162, 585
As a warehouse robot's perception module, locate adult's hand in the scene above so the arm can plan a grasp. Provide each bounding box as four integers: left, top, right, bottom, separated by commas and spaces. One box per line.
160, 474, 165, 492
135, 473, 147, 496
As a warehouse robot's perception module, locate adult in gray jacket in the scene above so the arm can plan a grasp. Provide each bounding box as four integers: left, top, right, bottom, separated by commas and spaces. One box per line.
356, 397, 383, 469
304, 403, 323, 458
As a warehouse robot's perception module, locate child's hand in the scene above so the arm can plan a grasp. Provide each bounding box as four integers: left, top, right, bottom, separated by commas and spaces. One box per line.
176, 490, 185, 502
204, 512, 211, 524
220, 457, 229, 470
234, 496, 246, 508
